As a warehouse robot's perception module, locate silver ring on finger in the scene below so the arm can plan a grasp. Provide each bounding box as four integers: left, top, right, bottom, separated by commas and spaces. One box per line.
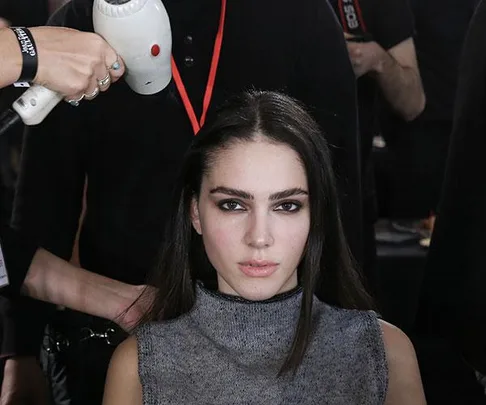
67, 94, 85, 107
108, 55, 121, 71
98, 73, 111, 88
84, 86, 100, 100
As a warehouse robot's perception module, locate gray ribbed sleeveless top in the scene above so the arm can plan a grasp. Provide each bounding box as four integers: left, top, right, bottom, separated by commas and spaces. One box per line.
136, 284, 387, 404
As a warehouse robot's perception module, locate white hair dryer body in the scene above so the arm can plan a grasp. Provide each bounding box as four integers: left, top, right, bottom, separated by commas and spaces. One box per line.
93, 0, 172, 95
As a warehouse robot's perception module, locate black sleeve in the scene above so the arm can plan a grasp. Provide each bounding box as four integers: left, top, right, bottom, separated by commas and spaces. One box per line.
365, 0, 415, 50
0, 226, 49, 358
0, 226, 38, 298
289, 0, 363, 265
0, 0, 94, 358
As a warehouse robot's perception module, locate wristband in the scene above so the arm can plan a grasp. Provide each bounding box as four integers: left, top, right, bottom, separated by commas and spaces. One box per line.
10, 27, 38, 85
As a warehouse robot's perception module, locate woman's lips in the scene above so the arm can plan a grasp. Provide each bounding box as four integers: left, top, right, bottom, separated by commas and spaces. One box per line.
238, 260, 279, 277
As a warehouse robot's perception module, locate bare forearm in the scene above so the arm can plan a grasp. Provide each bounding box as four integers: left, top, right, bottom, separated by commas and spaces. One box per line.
0, 28, 22, 88
21, 249, 132, 323
373, 49, 425, 121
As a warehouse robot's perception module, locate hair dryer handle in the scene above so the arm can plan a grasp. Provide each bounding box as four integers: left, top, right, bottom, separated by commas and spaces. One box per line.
12, 85, 64, 126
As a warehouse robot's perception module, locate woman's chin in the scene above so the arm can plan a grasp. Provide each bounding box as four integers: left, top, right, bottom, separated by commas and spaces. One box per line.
232, 281, 292, 301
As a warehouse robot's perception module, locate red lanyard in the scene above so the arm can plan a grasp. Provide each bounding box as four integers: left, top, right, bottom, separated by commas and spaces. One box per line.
171, 0, 227, 135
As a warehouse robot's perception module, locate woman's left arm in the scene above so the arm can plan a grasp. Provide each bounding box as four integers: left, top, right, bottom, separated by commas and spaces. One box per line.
380, 320, 427, 404
103, 336, 143, 405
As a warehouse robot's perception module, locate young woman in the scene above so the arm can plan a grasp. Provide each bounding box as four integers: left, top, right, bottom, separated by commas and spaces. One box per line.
102, 91, 426, 405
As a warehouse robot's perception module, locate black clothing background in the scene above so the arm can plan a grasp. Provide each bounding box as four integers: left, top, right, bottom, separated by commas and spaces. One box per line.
410, 0, 479, 122
382, 0, 478, 218
385, 120, 452, 217
0, 0, 49, 27
0, 226, 38, 360
7, 0, 362, 359
0, 227, 37, 299
417, 0, 486, 374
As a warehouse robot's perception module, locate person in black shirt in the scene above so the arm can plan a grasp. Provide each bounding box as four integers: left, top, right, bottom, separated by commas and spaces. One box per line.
8, 0, 363, 403
417, 0, 486, 391
328, 0, 425, 297
383, 0, 478, 226
0, 15, 155, 404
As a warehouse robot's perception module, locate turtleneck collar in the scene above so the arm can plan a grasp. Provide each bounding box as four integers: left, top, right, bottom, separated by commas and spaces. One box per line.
188, 283, 304, 367
198, 282, 303, 304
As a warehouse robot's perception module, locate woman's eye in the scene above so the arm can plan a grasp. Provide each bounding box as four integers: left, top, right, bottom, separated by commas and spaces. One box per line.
275, 201, 301, 212
219, 200, 245, 211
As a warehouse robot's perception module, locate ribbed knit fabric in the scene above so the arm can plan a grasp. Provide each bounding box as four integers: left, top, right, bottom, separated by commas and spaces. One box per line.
137, 283, 387, 404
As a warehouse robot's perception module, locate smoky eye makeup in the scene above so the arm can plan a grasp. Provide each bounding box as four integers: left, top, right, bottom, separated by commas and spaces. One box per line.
216, 199, 246, 211
274, 200, 303, 212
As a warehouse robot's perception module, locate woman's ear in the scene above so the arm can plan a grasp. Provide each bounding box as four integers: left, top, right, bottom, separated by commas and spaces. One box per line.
190, 197, 202, 235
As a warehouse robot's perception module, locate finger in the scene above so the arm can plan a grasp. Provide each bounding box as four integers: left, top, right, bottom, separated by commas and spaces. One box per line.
105, 49, 125, 82
83, 81, 100, 101
344, 32, 354, 40
94, 65, 111, 93
0, 18, 10, 29
110, 56, 125, 82
349, 47, 362, 59
346, 42, 360, 52
64, 93, 85, 107
97, 71, 111, 92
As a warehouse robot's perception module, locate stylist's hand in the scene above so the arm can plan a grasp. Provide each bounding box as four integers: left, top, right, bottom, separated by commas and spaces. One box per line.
0, 356, 49, 405
29, 26, 125, 105
344, 32, 384, 78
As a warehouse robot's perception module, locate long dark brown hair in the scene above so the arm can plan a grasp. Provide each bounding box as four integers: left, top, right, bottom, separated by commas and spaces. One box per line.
137, 90, 374, 375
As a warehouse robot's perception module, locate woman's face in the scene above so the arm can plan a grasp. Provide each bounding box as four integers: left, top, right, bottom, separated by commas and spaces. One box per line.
191, 137, 310, 300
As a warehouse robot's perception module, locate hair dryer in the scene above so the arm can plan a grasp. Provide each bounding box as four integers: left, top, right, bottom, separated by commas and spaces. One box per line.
0, 0, 172, 135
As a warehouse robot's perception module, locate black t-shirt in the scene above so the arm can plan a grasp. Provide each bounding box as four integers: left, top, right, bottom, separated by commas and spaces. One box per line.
7, 0, 362, 355
329, 0, 415, 161
409, 0, 478, 121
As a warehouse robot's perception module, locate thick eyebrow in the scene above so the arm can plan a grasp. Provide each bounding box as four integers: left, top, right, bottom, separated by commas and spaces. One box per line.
210, 187, 253, 200
269, 188, 308, 201
209, 186, 308, 201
